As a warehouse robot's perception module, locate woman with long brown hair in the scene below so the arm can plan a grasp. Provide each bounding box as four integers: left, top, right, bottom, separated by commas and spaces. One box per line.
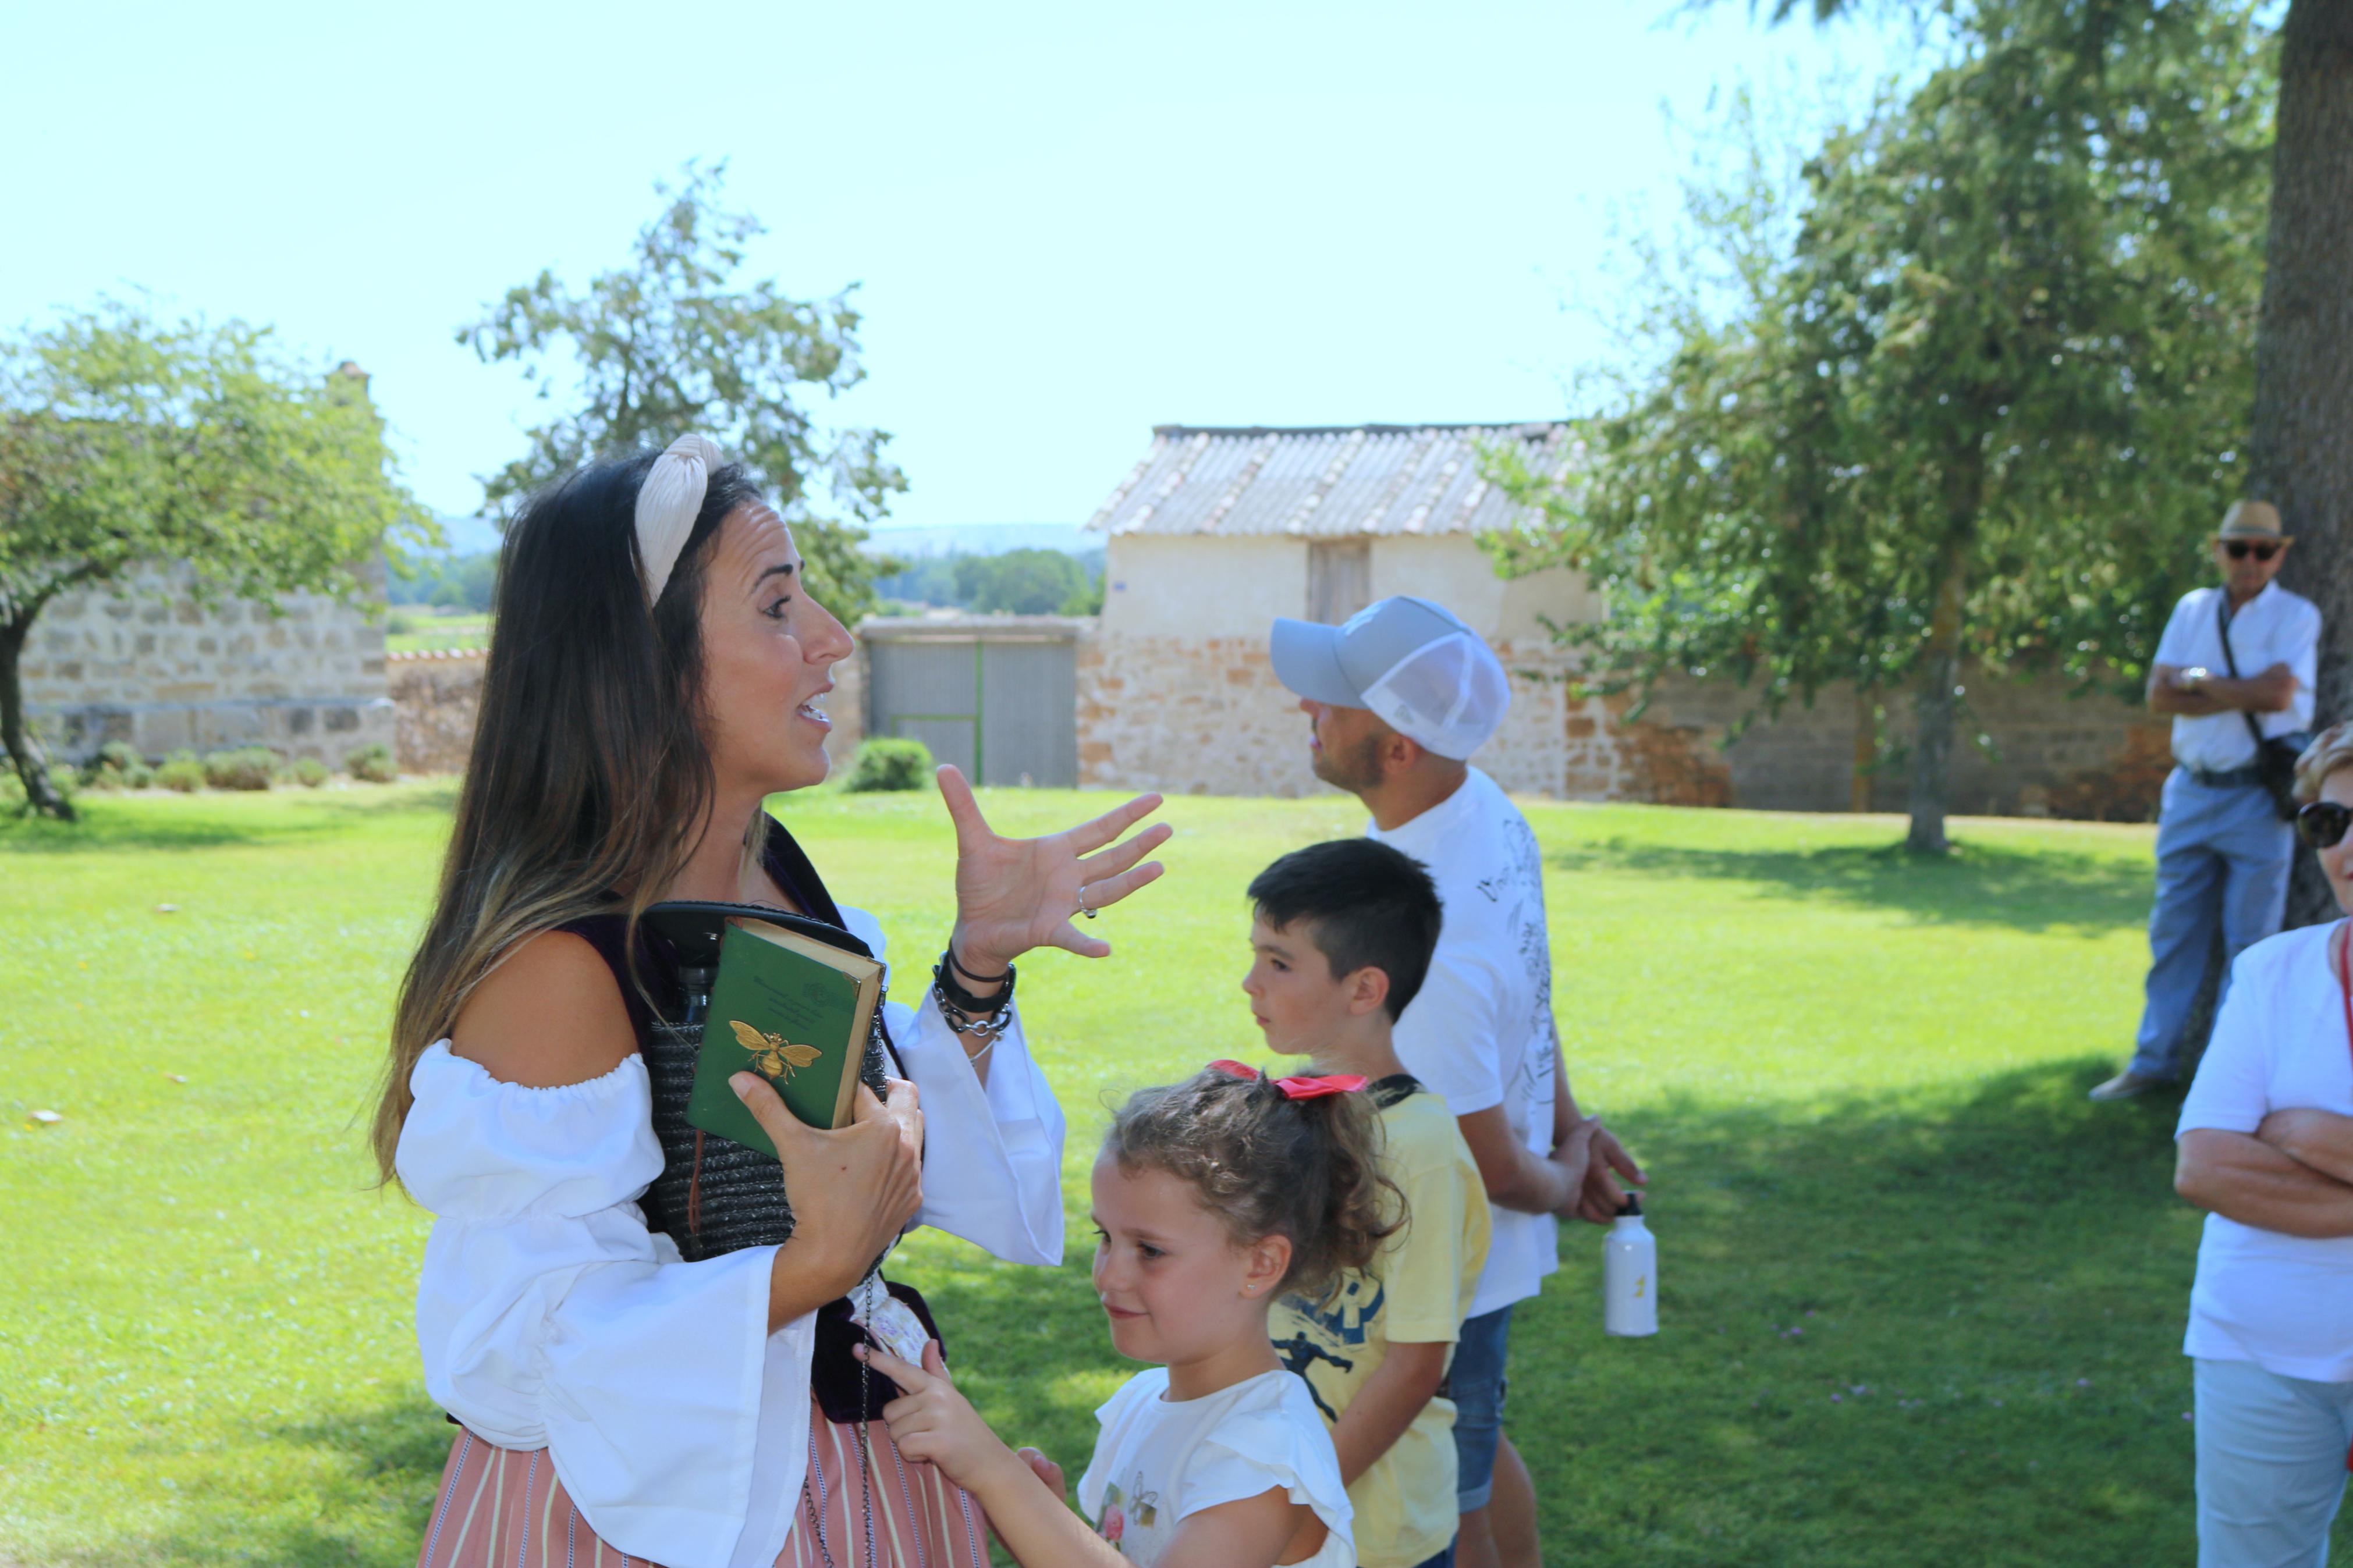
379, 436, 1170, 1568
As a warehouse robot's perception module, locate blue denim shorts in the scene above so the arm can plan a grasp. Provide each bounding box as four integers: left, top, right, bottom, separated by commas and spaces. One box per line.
1449, 1303, 1513, 1512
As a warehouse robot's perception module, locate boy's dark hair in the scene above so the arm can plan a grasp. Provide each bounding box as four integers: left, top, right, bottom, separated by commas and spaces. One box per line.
1247, 840, 1442, 1021
1108, 1067, 1404, 1303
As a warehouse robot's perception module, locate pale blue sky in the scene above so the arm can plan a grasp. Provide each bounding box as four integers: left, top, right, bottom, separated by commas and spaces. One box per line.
1, 2, 1885, 536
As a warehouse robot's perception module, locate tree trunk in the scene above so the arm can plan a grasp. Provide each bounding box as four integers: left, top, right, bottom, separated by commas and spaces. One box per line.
2262, 0, 2353, 927
1852, 687, 1878, 812
0, 612, 74, 821
1907, 444, 1985, 853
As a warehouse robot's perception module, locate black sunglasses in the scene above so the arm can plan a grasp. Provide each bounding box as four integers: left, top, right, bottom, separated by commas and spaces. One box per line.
2224, 541, 2280, 561
2298, 801, 2350, 850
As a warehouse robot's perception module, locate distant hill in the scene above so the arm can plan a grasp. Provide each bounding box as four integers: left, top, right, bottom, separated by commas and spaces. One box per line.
860, 523, 1088, 559
414, 517, 1090, 564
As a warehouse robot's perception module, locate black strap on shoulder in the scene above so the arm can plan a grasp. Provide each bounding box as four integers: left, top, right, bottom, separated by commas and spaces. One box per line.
1369, 1073, 1424, 1110
2216, 595, 2269, 756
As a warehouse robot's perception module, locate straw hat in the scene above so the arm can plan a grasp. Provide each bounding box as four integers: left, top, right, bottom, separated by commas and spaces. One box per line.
2217, 500, 2291, 542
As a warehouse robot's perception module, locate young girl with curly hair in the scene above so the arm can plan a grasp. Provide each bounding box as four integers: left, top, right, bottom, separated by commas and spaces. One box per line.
863, 1062, 1401, 1568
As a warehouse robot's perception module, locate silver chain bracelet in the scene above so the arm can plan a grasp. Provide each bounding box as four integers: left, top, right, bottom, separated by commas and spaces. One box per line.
932, 979, 1014, 1045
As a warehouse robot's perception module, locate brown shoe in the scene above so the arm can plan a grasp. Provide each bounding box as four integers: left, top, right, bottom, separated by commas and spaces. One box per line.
2088, 1070, 2172, 1102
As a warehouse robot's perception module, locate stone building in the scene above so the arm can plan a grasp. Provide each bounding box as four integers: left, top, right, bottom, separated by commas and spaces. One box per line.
1078, 421, 2168, 816
22, 562, 394, 767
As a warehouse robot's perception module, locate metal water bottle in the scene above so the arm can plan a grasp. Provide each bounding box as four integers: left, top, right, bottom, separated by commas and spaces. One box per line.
1603, 1193, 1657, 1336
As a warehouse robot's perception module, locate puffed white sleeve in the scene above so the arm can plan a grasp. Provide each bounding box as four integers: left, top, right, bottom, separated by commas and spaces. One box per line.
840, 906, 1067, 1266
395, 1043, 818, 1568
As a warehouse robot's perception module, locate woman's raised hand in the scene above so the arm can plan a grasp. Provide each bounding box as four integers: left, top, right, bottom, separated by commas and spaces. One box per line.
733, 1073, 924, 1325
937, 765, 1170, 972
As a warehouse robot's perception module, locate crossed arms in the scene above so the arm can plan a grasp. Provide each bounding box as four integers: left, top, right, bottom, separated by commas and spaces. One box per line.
2148, 662, 2299, 719
2177, 1110, 2353, 1238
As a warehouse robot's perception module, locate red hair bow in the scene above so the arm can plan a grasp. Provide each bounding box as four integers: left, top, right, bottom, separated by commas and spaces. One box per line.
1206, 1059, 1369, 1100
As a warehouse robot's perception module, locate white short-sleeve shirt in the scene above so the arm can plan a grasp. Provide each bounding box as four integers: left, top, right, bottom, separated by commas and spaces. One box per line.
2176, 920, 2353, 1382
1371, 767, 1560, 1317
1078, 1368, 1353, 1567
2152, 582, 2320, 771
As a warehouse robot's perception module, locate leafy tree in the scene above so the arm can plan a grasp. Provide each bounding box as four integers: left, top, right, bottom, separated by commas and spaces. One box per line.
0, 302, 427, 819
952, 547, 1091, 616
460, 161, 906, 624
1492, 2, 2270, 851
1730, 0, 2353, 902
389, 549, 497, 611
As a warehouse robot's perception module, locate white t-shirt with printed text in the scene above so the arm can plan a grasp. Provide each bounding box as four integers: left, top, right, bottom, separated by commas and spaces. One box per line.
1370, 766, 1560, 1317
1078, 1367, 1354, 1567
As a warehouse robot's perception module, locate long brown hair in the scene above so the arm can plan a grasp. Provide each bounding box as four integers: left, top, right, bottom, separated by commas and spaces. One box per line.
371, 451, 766, 1183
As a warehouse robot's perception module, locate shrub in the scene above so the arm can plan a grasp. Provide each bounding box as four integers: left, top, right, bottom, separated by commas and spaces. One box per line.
80, 741, 153, 791
155, 751, 205, 792
385, 612, 416, 637
844, 737, 934, 793
290, 756, 330, 788
0, 767, 24, 810
346, 742, 398, 783
202, 746, 278, 791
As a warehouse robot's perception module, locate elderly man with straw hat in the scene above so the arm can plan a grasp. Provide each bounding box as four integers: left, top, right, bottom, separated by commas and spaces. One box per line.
2093, 500, 2322, 1102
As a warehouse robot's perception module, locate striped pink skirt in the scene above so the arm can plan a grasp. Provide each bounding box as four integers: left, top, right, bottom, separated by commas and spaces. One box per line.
416, 1410, 993, 1568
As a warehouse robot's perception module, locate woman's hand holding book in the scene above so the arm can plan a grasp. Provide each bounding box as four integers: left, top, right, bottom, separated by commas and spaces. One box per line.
734, 1072, 925, 1328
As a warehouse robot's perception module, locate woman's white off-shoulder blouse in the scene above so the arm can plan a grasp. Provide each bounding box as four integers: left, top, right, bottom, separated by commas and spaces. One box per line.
393, 906, 1066, 1568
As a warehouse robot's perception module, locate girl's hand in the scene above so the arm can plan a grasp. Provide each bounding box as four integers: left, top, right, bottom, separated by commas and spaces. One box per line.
861, 1340, 1021, 1491
734, 1074, 922, 1322
937, 765, 1170, 973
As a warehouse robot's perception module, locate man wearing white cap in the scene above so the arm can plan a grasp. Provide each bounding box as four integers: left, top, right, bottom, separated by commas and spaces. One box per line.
1270, 595, 1644, 1568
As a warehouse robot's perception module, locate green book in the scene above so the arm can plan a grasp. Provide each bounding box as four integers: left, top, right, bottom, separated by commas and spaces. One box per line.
686, 917, 883, 1155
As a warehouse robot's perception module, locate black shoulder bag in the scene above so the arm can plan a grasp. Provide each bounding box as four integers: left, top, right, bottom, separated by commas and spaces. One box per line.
2216, 595, 2307, 822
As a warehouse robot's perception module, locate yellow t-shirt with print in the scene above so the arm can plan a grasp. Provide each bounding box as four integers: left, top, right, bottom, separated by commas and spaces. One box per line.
1268, 1079, 1492, 1568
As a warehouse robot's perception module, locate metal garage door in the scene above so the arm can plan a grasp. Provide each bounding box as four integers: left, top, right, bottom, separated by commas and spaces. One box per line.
867, 634, 1077, 787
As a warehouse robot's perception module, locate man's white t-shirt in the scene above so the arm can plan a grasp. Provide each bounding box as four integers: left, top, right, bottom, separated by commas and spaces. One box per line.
2152, 581, 2320, 771
1078, 1367, 1354, 1567
2176, 920, 2353, 1382
1371, 766, 1560, 1318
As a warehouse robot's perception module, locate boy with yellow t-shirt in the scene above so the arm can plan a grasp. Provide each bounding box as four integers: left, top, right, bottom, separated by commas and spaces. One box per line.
1244, 840, 1494, 1568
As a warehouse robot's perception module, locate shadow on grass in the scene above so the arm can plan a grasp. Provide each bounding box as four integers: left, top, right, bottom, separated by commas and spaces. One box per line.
1551, 835, 2152, 933
47, 1061, 2208, 1568
0, 784, 457, 856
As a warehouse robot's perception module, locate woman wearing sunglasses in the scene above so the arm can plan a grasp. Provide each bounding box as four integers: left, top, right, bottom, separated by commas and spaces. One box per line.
2092, 500, 2319, 1103
2173, 723, 2353, 1565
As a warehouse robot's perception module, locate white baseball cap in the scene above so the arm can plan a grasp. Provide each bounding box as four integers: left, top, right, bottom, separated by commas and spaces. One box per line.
1269, 596, 1511, 760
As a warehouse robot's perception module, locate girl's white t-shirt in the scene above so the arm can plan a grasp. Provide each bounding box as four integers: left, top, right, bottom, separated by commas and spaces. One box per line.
1078, 1368, 1354, 1567
2177, 919, 2353, 1382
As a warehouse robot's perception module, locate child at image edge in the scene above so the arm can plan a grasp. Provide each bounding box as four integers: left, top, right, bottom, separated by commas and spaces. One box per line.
863, 1059, 1397, 1566
1250, 840, 1494, 1568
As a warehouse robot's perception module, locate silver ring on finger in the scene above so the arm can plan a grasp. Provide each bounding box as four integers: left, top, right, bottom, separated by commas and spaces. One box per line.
1078, 883, 1099, 920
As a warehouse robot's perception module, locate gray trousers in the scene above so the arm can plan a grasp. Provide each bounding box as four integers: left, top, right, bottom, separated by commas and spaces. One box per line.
2130, 769, 2294, 1080
2197, 1357, 2353, 1567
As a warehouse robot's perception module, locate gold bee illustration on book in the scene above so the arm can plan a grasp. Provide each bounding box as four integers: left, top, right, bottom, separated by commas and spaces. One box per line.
729, 1019, 824, 1082
687, 916, 883, 1154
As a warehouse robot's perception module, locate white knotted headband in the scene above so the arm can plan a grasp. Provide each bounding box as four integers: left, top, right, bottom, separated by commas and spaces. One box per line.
633, 433, 729, 606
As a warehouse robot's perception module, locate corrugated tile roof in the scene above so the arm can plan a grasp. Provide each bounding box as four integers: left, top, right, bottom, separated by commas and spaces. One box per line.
1086, 422, 1574, 538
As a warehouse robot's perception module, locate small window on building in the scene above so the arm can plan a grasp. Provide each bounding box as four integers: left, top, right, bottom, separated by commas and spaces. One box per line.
1308, 539, 1371, 625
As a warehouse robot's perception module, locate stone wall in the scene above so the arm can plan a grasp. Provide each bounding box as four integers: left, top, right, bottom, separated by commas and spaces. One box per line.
22, 564, 393, 766
1076, 628, 2167, 818
1637, 669, 2170, 819
386, 644, 870, 778
388, 651, 487, 775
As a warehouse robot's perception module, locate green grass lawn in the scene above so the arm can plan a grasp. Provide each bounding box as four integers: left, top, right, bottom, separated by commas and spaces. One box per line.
384, 613, 491, 655
0, 786, 2254, 1566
